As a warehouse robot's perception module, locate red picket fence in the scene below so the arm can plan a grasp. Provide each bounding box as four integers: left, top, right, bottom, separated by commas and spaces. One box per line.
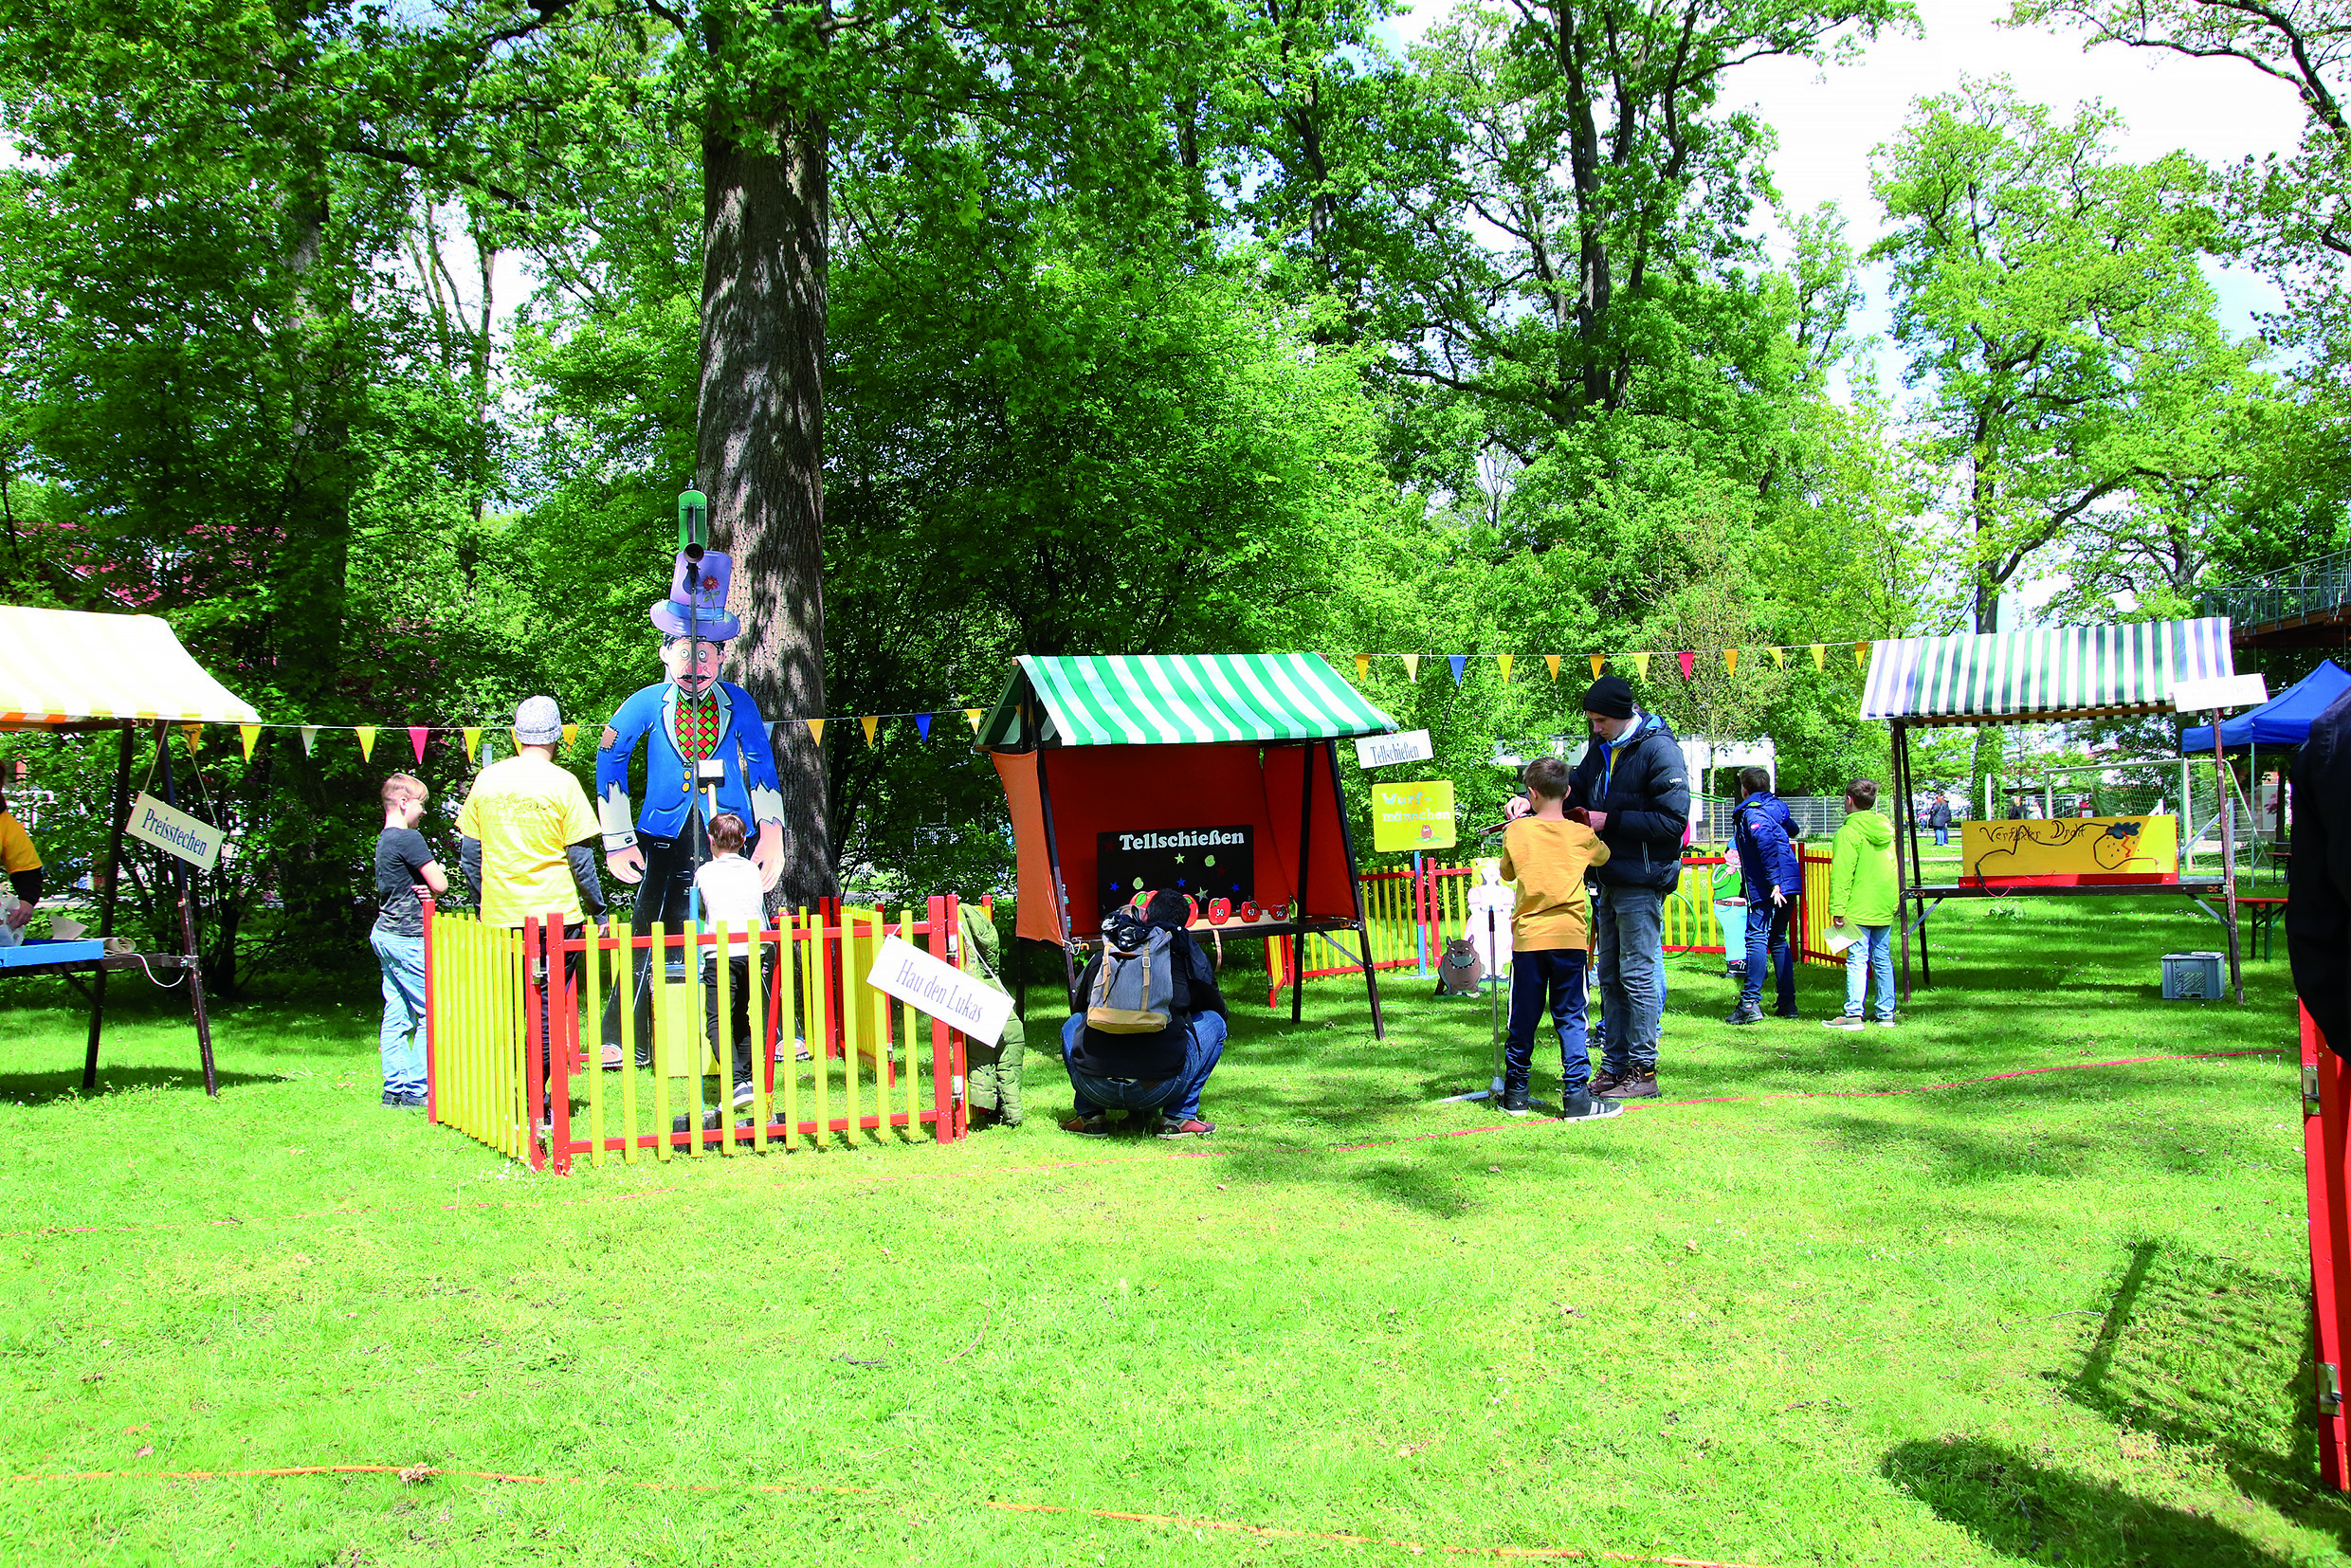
425, 896, 975, 1174
2305, 1002, 2351, 1487
1268, 848, 1838, 1004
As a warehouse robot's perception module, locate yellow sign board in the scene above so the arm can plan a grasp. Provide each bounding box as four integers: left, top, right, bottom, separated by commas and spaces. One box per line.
1959, 815, 2179, 885
1373, 780, 1456, 852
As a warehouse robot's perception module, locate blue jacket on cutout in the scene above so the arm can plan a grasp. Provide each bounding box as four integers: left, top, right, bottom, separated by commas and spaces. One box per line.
594, 680, 785, 849
1733, 790, 1799, 904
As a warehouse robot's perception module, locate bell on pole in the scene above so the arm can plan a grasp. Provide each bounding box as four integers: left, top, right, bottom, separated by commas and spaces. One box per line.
677, 488, 707, 560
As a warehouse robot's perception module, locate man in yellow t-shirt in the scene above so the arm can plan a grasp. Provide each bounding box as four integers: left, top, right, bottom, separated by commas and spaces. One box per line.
0, 789, 43, 932
457, 697, 606, 931
1496, 755, 1618, 1123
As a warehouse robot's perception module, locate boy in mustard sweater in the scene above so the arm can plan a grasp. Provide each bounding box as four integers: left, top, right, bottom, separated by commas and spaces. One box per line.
1497, 756, 1622, 1121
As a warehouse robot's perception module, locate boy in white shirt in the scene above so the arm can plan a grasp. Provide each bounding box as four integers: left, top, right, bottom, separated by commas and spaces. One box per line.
693, 812, 770, 1107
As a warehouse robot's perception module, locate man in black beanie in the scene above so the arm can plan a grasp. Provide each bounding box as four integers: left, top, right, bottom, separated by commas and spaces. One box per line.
1562, 675, 1690, 1099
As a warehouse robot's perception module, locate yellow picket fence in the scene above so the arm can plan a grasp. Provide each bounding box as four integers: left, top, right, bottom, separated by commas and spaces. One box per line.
424, 896, 978, 1174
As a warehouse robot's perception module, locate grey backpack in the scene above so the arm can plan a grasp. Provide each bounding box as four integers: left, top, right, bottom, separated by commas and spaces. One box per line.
1085, 914, 1177, 1033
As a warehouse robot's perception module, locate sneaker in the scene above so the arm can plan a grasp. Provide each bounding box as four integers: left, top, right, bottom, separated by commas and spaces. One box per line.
600, 1042, 624, 1071
382, 1089, 426, 1109
1873, 1014, 1899, 1028
1501, 1089, 1532, 1117
1062, 1113, 1109, 1138
1823, 1015, 1866, 1031
380, 1089, 405, 1107
733, 1080, 756, 1108
1724, 1004, 1763, 1026
1598, 1069, 1658, 1100
1557, 1092, 1623, 1122
1157, 1118, 1215, 1139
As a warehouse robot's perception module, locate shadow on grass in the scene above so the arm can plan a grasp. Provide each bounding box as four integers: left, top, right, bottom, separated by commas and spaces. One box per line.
0, 1065, 286, 1104
1885, 1435, 2293, 1566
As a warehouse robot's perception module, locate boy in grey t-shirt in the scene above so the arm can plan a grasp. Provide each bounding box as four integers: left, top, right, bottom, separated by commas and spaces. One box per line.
373, 774, 447, 1107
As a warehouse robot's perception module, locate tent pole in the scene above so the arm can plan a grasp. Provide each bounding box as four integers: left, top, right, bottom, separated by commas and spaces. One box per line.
2215, 717, 2244, 1003
1031, 747, 1080, 1011
1895, 721, 1912, 1006
82, 720, 135, 1094
1291, 740, 1316, 1024
1910, 727, 1931, 988
155, 721, 218, 1096
1323, 739, 1384, 1041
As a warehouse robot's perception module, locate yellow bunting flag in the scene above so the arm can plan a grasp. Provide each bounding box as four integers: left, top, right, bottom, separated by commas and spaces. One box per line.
238, 723, 261, 760
1631, 652, 1651, 681
806, 719, 826, 746
1809, 644, 1827, 670
1401, 655, 1420, 683
1590, 653, 1605, 679
561, 723, 577, 751
1544, 655, 1561, 683
964, 707, 984, 732
1496, 654, 1514, 684
1723, 647, 1739, 677
1355, 655, 1370, 684
861, 716, 880, 747
1768, 647, 1786, 670
462, 726, 482, 761
355, 725, 376, 761
181, 723, 203, 754
1855, 643, 1869, 667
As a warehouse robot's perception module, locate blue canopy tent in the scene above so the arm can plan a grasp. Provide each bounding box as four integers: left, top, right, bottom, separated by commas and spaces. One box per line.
2180, 659, 2351, 751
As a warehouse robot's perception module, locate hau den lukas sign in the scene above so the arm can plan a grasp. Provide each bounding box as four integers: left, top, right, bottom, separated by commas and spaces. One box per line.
865, 935, 1015, 1047
125, 793, 223, 871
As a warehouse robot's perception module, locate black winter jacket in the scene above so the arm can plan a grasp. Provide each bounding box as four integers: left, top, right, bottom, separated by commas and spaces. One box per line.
1564, 712, 1692, 891
2291, 689, 2351, 1056
1068, 928, 1228, 1080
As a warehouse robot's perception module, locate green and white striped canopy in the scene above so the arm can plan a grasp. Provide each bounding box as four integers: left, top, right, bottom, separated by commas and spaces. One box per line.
978, 654, 1397, 749
1859, 618, 2234, 725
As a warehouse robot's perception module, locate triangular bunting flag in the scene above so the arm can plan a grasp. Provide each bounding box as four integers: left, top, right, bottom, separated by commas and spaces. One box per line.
463, 727, 482, 761
1677, 650, 1695, 682
861, 716, 880, 746
1855, 643, 1869, 667
916, 713, 933, 741
1809, 644, 1827, 670
300, 725, 319, 757
238, 723, 261, 760
355, 725, 376, 761
964, 708, 983, 732
1590, 654, 1605, 679
410, 726, 429, 763
1448, 655, 1467, 687
806, 719, 826, 746
1768, 647, 1786, 670
561, 723, 577, 752
1496, 654, 1514, 684
1723, 648, 1739, 677
181, 723, 203, 754
1355, 655, 1370, 684
1544, 655, 1561, 683
1631, 652, 1651, 681
1401, 654, 1420, 683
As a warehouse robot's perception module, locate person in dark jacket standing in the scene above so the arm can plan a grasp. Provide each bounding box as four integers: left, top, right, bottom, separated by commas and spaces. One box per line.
1563, 676, 1691, 1100
1727, 767, 1800, 1024
1927, 793, 1953, 848
2289, 688, 2351, 1057
1061, 889, 1229, 1138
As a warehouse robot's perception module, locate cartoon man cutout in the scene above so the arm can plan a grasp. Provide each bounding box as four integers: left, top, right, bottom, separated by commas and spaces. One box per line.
596, 549, 786, 1066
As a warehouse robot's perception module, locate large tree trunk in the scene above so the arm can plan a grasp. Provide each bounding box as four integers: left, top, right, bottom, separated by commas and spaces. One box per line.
702, 113, 834, 906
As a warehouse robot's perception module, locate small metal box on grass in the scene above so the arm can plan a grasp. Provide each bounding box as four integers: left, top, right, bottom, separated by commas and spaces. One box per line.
2161, 951, 2224, 1000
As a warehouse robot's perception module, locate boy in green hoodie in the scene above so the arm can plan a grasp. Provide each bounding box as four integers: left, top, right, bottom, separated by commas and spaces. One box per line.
1826, 778, 1899, 1030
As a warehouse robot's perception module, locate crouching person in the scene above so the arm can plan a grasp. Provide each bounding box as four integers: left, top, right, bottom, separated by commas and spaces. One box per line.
1060, 889, 1228, 1139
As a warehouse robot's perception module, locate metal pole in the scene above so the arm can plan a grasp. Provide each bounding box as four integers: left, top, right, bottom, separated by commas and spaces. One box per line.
1291, 740, 1316, 1025
1894, 721, 1913, 1005
155, 721, 218, 1096
2215, 714, 2244, 1003
82, 721, 135, 1093
1322, 739, 1384, 1040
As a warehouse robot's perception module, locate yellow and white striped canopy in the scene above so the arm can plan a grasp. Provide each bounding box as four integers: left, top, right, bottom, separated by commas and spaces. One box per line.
0, 607, 264, 730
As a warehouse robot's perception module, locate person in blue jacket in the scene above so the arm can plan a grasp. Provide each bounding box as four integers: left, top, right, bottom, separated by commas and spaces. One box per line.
1727, 765, 1799, 1024
595, 549, 786, 1066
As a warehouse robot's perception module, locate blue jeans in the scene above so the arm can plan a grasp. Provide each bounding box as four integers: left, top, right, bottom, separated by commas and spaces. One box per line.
1842, 924, 1895, 1020
1740, 897, 1795, 1013
1592, 884, 1665, 1076
1933, 827, 1948, 848
371, 926, 428, 1097
1060, 1012, 1228, 1123
1504, 948, 1591, 1099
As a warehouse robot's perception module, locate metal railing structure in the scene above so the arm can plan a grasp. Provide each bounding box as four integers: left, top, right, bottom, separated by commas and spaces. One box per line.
2199, 549, 2351, 638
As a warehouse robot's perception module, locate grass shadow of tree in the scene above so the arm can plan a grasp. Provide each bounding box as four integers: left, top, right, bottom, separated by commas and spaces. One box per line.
1885, 1435, 2296, 1566
0, 1065, 285, 1103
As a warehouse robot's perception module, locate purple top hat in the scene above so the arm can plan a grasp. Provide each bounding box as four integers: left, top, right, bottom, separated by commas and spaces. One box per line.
651, 550, 740, 641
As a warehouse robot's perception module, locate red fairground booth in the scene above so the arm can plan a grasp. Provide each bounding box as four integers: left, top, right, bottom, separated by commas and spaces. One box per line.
977, 653, 1398, 1038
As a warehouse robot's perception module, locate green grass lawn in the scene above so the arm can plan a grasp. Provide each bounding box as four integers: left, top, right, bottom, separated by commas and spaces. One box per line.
0, 894, 2338, 1566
